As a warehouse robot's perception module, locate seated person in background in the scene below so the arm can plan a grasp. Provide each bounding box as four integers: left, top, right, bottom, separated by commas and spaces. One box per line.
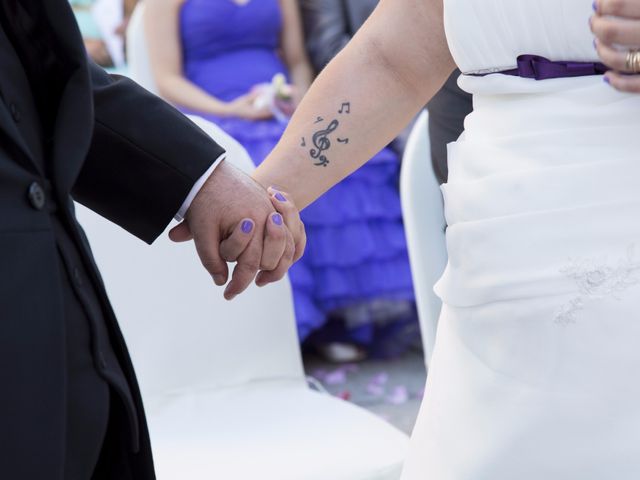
71, 0, 138, 68
146, 0, 418, 362
300, 0, 472, 184
70, 0, 114, 66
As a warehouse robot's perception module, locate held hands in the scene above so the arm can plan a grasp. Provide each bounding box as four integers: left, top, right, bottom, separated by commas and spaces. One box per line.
169, 161, 305, 300
592, 0, 640, 92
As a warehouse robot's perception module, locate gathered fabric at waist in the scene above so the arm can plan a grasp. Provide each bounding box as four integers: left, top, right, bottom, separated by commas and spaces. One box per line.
435, 76, 640, 308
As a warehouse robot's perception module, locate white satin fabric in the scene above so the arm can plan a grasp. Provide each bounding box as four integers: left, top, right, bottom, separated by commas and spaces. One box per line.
401, 1, 640, 478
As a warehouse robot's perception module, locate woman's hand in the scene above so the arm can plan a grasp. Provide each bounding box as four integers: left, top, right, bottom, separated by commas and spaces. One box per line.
255, 187, 306, 287
225, 91, 274, 120
592, 0, 640, 92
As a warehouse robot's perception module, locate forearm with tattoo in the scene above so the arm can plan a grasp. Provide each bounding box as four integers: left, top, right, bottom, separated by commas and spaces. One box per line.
301, 102, 351, 167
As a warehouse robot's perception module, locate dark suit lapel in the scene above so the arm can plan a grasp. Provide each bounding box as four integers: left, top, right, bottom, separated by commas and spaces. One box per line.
38, 0, 94, 195
0, 0, 94, 190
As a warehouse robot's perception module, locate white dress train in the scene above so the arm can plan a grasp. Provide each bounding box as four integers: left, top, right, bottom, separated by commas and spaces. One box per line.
401, 0, 640, 478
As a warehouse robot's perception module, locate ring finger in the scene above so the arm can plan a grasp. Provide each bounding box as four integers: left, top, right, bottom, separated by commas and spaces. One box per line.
595, 39, 639, 72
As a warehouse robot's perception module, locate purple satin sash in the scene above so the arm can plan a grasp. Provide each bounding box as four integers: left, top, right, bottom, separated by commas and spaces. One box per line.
473, 55, 608, 80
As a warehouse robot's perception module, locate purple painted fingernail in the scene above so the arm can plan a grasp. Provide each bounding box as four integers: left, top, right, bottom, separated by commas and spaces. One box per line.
275, 192, 287, 202
272, 213, 283, 226
592, 1, 597, 11
241, 220, 253, 233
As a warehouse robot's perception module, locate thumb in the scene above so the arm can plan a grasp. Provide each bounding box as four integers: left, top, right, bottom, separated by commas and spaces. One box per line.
168, 221, 194, 242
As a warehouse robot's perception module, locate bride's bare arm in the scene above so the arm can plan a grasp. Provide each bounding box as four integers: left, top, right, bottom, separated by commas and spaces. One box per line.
253, 0, 455, 208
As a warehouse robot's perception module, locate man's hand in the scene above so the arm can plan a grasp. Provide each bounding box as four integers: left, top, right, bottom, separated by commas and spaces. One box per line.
169, 161, 296, 300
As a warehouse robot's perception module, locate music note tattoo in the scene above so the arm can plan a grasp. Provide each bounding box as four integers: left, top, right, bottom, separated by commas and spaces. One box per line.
338, 102, 350, 114
303, 101, 353, 167
310, 119, 339, 167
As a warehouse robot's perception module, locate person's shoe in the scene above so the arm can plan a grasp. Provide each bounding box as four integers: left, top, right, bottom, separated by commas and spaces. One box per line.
317, 342, 367, 363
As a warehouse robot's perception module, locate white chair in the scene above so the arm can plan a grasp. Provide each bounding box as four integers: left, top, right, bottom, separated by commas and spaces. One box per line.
400, 111, 448, 367
76, 204, 409, 479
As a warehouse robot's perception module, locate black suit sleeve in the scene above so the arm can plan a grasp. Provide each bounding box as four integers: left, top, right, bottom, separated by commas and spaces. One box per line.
72, 63, 225, 244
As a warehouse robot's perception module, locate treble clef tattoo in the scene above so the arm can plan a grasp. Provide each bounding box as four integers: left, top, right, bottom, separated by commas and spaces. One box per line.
310, 119, 339, 167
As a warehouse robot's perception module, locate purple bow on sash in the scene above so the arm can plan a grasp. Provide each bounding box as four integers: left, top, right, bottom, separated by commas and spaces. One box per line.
479, 55, 608, 80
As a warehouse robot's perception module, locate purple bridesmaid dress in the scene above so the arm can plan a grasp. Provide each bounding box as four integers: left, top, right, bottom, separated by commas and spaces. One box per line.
179, 0, 416, 354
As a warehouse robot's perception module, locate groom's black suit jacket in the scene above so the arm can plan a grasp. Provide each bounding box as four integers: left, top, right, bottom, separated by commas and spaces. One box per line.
0, 1, 224, 478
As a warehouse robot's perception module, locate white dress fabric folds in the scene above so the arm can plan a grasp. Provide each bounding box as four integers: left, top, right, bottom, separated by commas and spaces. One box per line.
401, 0, 640, 478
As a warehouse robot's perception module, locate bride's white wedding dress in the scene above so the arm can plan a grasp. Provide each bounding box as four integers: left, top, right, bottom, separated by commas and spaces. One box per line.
401, 0, 640, 478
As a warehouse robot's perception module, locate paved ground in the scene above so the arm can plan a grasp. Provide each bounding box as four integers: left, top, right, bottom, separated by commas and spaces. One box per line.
304, 350, 428, 434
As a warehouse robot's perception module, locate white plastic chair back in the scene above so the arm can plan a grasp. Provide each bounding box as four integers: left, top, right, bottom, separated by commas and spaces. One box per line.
400, 111, 447, 366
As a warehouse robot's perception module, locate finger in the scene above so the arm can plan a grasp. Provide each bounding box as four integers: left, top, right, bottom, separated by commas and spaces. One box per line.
604, 70, 640, 92
595, 38, 633, 71
255, 232, 295, 287
168, 221, 193, 242
597, 0, 640, 18
220, 218, 255, 262
193, 227, 229, 286
224, 234, 263, 300
260, 212, 287, 271
591, 14, 640, 47
268, 188, 307, 262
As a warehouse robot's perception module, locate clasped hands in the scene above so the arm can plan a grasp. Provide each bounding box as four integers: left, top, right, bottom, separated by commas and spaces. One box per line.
168, 161, 305, 300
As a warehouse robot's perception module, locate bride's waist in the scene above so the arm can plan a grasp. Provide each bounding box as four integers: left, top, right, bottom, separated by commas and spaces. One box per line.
435, 201, 640, 308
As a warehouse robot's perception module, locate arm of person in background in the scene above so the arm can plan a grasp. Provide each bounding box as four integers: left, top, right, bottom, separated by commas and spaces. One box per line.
145, 0, 271, 120
592, 0, 640, 93
278, 0, 314, 106
300, 0, 352, 71
73, 63, 304, 299
252, 0, 454, 231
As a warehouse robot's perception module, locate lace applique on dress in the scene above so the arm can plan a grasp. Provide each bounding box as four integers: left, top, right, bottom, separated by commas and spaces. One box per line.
555, 244, 640, 325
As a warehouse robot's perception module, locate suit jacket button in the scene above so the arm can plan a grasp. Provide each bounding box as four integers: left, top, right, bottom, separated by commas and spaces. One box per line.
10, 103, 20, 122
27, 182, 46, 210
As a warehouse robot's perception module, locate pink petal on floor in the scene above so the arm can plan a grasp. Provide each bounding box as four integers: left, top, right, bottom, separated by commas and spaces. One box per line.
338, 390, 352, 401
370, 372, 389, 386
387, 386, 409, 405
324, 369, 347, 385
366, 382, 386, 397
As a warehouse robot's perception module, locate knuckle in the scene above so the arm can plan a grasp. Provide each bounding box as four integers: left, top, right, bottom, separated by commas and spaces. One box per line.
201, 258, 223, 274
269, 268, 286, 283
239, 260, 260, 273
260, 255, 279, 270
604, 0, 625, 15
598, 21, 618, 44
